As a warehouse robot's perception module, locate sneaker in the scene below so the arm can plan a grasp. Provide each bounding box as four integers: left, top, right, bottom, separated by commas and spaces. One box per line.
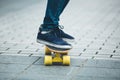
53, 25, 75, 42
37, 26, 72, 49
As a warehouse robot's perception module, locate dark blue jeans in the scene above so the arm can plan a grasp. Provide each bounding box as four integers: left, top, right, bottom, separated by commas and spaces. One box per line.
42, 0, 70, 29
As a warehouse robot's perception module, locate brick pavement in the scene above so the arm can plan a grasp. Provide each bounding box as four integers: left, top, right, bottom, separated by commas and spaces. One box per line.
0, 0, 120, 80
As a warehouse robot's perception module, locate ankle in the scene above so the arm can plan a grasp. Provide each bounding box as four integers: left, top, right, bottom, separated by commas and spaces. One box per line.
40, 24, 59, 31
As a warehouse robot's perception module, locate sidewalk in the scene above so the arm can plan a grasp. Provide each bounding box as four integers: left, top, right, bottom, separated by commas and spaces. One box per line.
0, 0, 120, 80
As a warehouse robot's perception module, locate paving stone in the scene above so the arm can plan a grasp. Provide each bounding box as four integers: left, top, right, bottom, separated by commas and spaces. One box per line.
112, 56, 120, 59
0, 47, 9, 51
1, 53, 30, 57
0, 51, 19, 55
69, 48, 83, 56
25, 65, 71, 75
0, 64, 28, 73
74, 76, 120, 80
0, 55, 41, 64
94, 55, 111, 59
76, 67, 120, 79
97, 50, 114, 55
15, 75, 66, 80
84, 59, 120, 69
14, 65, 73, 80
0, 73, 16, 80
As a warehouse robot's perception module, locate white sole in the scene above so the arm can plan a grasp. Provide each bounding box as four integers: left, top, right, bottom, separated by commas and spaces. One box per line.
63, 38, 75, 43
37, 39, 72, 49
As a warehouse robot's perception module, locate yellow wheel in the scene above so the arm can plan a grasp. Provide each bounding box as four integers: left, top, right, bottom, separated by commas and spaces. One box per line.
45, 46, 51, 55
63, 56, 70, 66
44, 56, 52, 66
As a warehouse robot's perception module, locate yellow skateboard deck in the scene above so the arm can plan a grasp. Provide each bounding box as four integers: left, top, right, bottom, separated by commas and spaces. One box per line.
44, 45, 71, 66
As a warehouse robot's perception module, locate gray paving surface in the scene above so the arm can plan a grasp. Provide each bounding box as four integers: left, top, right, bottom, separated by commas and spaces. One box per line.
0, 0, 120, 80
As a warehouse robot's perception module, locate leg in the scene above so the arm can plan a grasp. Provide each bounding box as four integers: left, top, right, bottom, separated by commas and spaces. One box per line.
36, 0, 73, 49
56, 0, 70, 19
43, 0, 70, 30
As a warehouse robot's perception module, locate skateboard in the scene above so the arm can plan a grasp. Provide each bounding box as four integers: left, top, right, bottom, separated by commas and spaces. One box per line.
44, 45, 71, 66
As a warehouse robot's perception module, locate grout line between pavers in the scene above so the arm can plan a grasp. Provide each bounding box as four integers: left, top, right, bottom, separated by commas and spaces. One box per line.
66, 59, 88, 80
11, 57, 41, 80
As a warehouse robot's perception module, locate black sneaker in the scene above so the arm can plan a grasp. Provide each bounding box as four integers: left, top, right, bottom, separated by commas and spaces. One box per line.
53, 25, 75, 42
37, 25, 72, 49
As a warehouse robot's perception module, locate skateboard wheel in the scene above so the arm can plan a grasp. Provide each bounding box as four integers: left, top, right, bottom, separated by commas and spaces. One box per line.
63, 56, 70, 66
45, 46, 51, 55
44, 56, 52, 66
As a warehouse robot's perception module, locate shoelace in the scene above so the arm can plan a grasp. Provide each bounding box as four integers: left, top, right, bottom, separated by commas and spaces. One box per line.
52, 25, 65, 38
58, 25, 64, 29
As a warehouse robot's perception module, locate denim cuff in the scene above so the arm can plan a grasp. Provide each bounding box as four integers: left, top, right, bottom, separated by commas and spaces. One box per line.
39, 24, 58, 31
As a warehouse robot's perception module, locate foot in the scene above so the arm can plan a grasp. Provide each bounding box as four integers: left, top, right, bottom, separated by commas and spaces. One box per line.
53, 25, 75, 42
37, 25, 72, 49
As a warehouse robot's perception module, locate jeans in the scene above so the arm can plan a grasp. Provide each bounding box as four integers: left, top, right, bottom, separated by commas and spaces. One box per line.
42, 0, 70, 29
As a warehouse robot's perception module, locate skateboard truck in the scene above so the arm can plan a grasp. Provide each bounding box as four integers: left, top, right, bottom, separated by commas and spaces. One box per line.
44, 46, 71, 66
